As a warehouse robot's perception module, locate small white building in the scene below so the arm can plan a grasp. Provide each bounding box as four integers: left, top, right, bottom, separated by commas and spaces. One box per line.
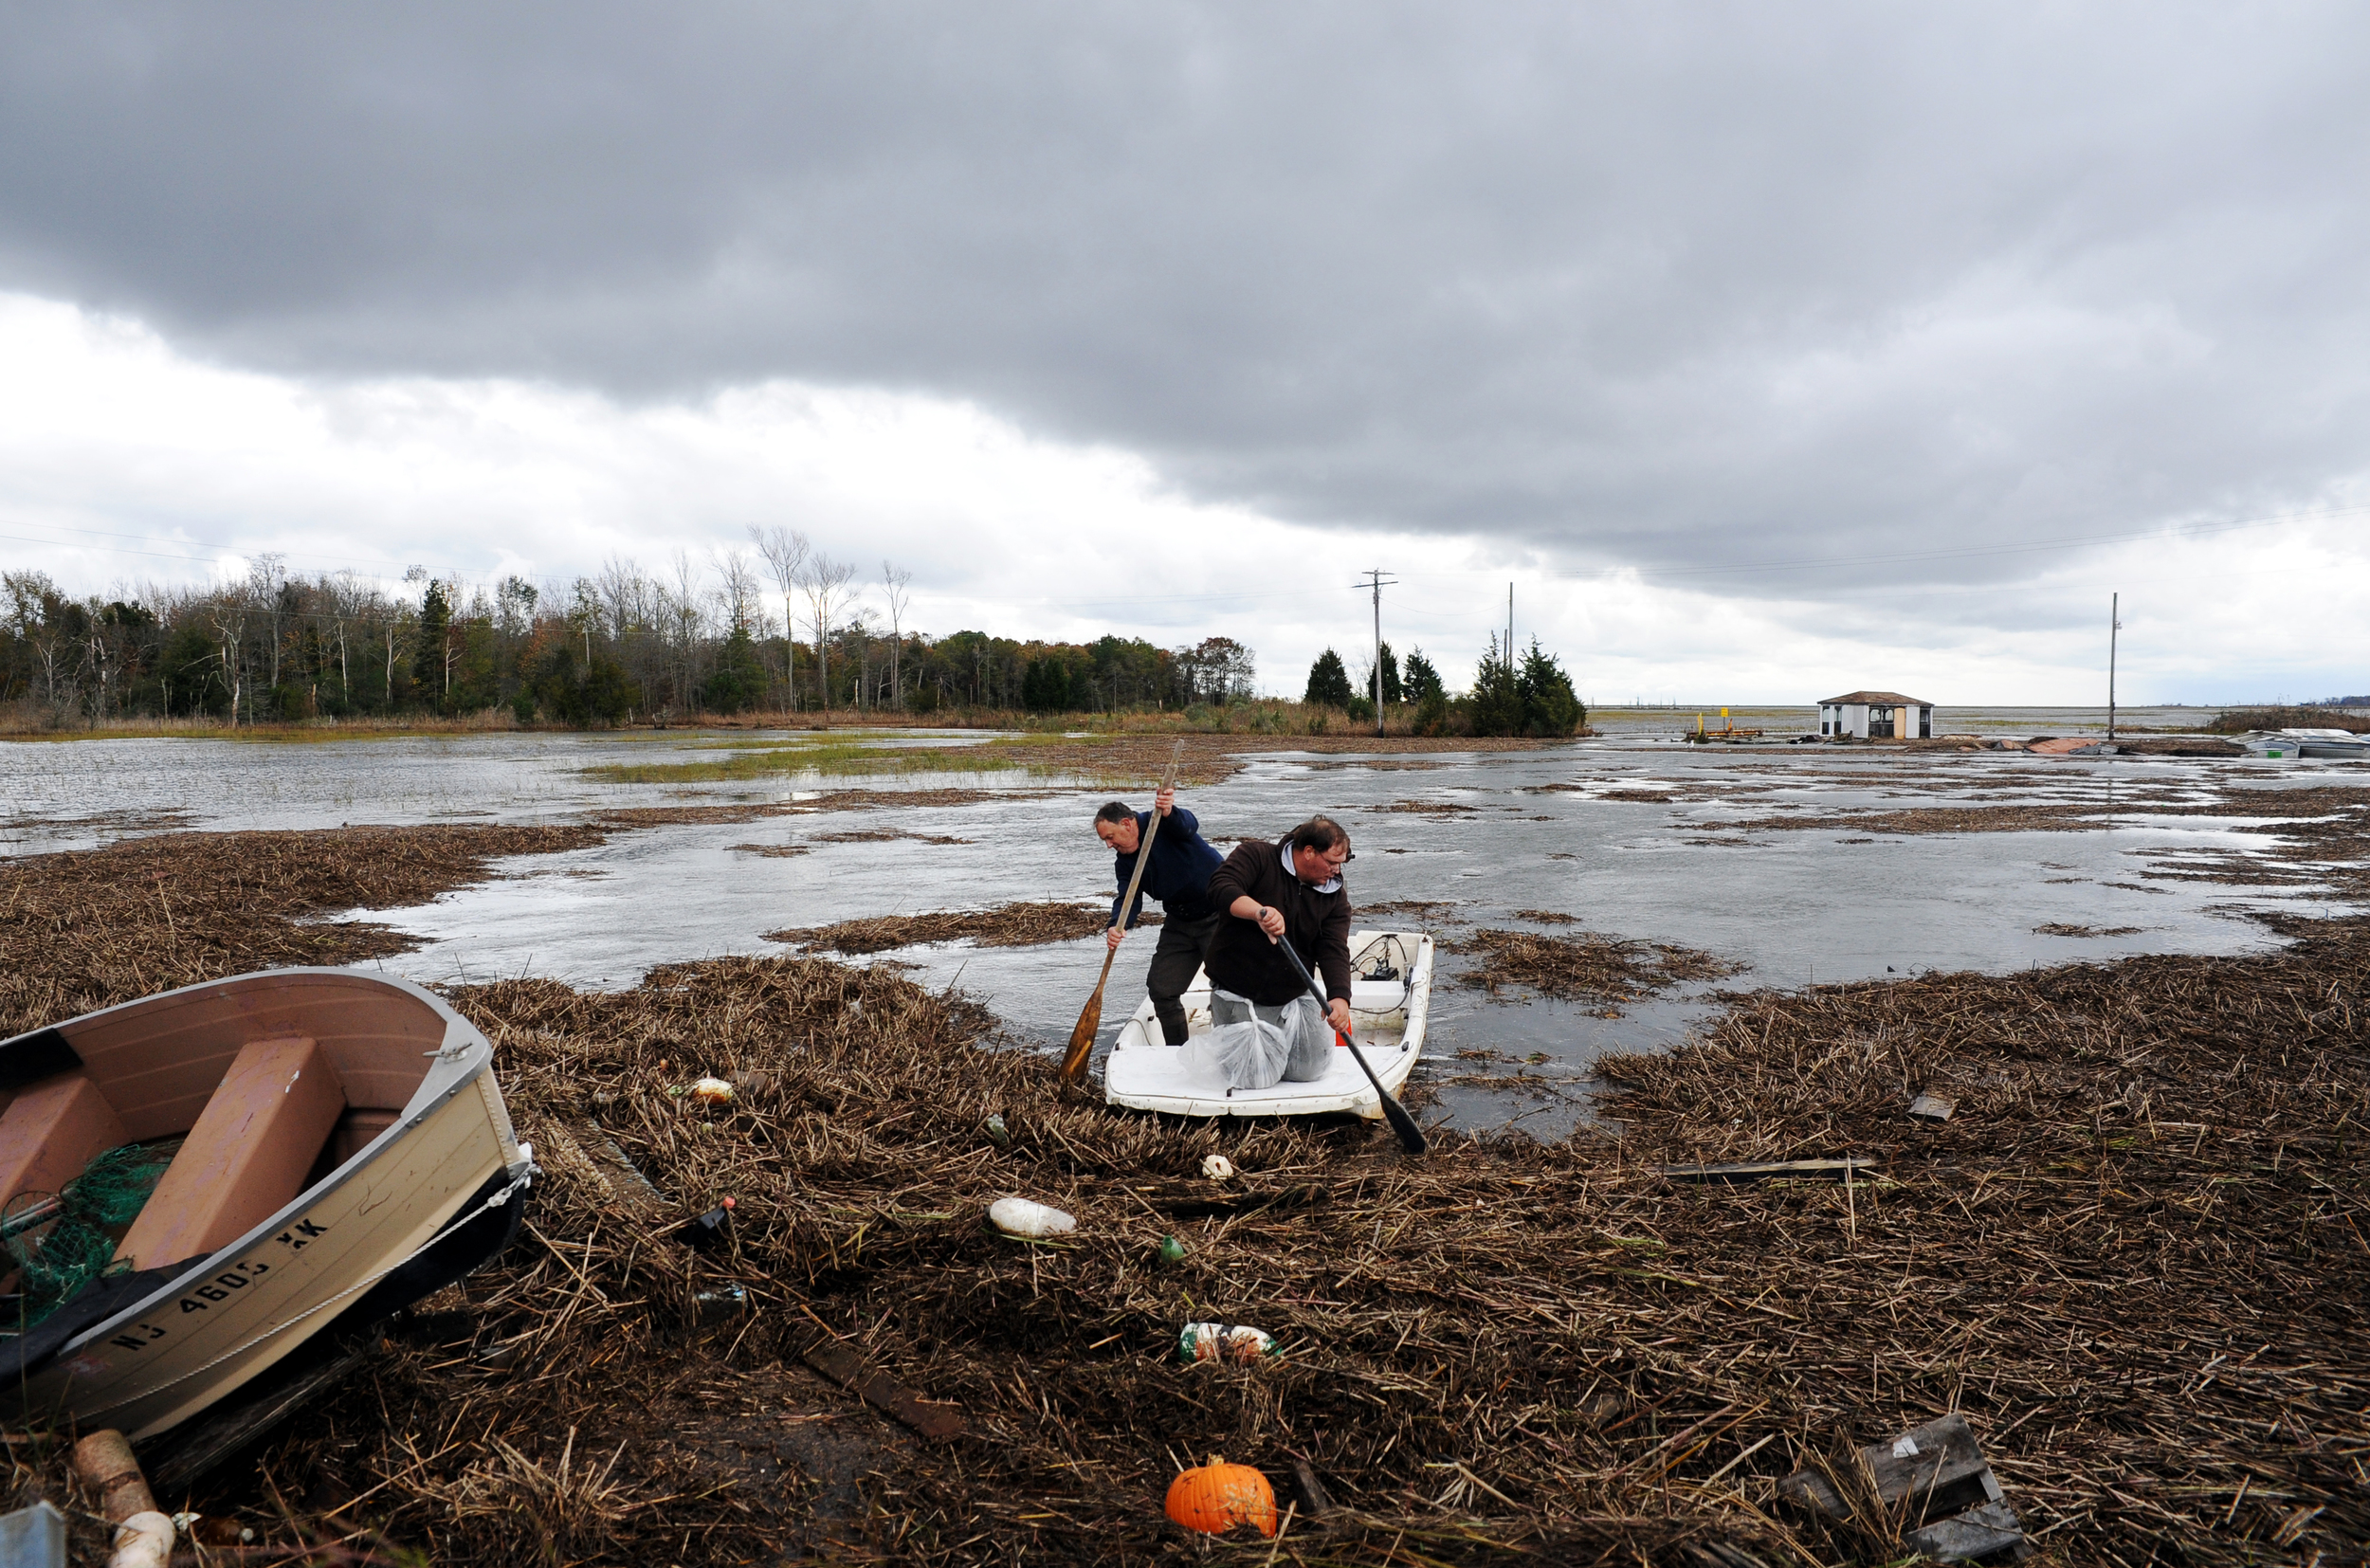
1818, 690, 1935, 740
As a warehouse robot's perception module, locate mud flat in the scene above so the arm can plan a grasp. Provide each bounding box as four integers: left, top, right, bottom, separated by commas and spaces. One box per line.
0, 822, 2362, 1564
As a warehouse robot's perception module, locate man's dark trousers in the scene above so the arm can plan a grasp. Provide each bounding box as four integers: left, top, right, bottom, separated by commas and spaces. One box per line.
1147, 913, 1222, 1048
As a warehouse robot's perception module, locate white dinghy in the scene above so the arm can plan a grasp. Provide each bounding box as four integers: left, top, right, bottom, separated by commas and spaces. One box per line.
1104, 929, 1433, 1120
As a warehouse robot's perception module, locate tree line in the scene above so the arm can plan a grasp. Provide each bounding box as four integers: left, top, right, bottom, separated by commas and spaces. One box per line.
1304, 637, 1586, 737
0, 534, 1263, 725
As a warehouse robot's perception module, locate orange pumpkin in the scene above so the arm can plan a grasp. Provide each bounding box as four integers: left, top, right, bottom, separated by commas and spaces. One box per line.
1165, 1458, 1278, 1537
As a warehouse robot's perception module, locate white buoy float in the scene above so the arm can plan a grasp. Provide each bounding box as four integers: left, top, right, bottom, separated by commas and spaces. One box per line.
987, 1196, 1077, 1238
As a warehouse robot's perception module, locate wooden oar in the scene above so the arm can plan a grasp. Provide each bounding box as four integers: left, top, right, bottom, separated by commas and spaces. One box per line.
1271, 935, 1427, 1156
1059, 740, 1186, 1085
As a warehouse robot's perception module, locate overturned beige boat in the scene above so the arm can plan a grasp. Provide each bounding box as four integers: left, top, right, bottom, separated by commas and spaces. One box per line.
0, 969, 530, 1443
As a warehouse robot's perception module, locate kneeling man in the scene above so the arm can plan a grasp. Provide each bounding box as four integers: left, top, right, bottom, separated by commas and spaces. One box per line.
1196, 815, 1356, 1088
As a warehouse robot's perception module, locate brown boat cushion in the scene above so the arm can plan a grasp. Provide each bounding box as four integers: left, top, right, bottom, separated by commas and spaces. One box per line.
0, 1074, 131, 1212
117, 1035, 348, 1270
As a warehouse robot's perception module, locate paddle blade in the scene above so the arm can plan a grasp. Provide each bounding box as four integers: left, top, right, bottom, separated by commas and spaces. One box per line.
1373, 1079, 1428, 1155
1059, 990, 1103, 1085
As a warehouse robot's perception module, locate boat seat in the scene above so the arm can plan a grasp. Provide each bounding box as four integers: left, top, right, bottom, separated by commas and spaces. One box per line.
117, 1036, 347, 1271
0, 1074, 132, 1213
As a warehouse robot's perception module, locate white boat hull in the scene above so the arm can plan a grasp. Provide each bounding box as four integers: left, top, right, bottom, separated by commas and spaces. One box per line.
1103, 930, 1433, 1119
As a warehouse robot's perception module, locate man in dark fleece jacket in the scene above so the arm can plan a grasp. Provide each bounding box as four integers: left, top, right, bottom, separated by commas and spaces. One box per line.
1203, 815, 1356, 1041
1096, 784, 1226, 1047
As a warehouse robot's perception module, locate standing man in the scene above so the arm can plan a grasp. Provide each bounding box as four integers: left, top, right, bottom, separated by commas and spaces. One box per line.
1197, 815, 1356, 1086
1096, 784, 1225, 1048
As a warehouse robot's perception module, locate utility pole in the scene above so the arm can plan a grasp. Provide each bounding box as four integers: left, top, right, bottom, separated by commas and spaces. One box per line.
1506, 583, 1514, 668
2107, 593, 2122, 740
1353, 569, 1398, 735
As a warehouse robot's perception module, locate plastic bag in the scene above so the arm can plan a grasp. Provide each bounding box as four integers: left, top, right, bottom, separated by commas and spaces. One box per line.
1187, 989, 1333, 1090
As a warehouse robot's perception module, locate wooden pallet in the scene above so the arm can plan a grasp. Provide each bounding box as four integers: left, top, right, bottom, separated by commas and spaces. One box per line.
1778, 1413, 2031, 1561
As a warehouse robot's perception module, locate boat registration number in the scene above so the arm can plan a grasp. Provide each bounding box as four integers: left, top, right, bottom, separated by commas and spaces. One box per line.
102, 1216, 333, 1354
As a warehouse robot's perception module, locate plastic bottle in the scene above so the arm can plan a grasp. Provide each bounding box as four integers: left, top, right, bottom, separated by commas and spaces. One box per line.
1177, 1322, 1279, 1364
690, 1284, 747, 1326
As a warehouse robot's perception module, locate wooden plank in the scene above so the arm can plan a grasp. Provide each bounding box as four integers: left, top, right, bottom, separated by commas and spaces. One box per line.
0, 1073, 129, 1216
1908, 1500, 2031, 1561
1776, 1468, 1846, 1518
800, 1338, 967, 1442
118, 1035, 346, 1269
1860, 1413, 1999, 1522
144, 1340, 376, 1497
1288, 1456, 1332, 1517
1659, 1157, 1879, 1183
527, 1120, 667, 1219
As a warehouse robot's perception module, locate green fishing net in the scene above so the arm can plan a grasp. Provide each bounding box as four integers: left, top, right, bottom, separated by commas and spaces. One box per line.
4, 1142, 176, 1331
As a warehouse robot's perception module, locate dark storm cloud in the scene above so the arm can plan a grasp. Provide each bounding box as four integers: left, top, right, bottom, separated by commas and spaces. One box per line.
3, 2, 2363, 585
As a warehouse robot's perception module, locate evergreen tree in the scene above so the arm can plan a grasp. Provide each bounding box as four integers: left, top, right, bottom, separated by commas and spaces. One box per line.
1022, 655, 1073, 712
410, 581, 450, 711
1466, 636, 1524, 737
702, 623, 765, 714
1304, 647, 1354, 706
1403, 646, 1444, 703
1516, 639, 1585, 737
1377, 641, 1404, 705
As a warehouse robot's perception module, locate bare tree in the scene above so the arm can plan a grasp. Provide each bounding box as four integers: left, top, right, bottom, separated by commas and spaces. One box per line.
713, 547, 765, 635
664, 551, 710, 716
881, 561, 912, 712
750, 525, 810, 712
796, 552, 856, 710
326, 571, 360, 699
248, 554, 288, 694
207, 586, 251, 726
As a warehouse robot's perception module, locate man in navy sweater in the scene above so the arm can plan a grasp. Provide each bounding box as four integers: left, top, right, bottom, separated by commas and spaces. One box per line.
1095, 784, 1226, 1048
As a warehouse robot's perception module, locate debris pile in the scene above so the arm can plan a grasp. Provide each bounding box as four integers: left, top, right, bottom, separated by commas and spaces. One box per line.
1453, 927, 1742, 1003
766, 900, 1120, 954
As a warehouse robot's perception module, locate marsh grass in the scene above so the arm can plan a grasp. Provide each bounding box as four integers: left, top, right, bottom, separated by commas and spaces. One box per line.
581, 727, 1573, 791
581, 739, 1028, 784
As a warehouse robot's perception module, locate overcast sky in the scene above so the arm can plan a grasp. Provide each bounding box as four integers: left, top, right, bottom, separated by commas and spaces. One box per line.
3, 3, 2364, 703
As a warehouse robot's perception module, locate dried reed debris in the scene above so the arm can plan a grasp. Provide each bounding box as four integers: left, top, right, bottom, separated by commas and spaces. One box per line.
1455, 927, 1742, 1002
809, 829, 974, 845
0, 823, 609, 1033
766, 900, 1114, 954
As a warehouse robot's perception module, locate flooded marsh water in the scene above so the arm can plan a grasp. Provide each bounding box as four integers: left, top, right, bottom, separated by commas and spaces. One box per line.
4, 724, 2360, 1137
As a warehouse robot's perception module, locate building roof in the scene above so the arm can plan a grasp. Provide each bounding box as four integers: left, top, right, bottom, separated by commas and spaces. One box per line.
1818, 690, 1933, 706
